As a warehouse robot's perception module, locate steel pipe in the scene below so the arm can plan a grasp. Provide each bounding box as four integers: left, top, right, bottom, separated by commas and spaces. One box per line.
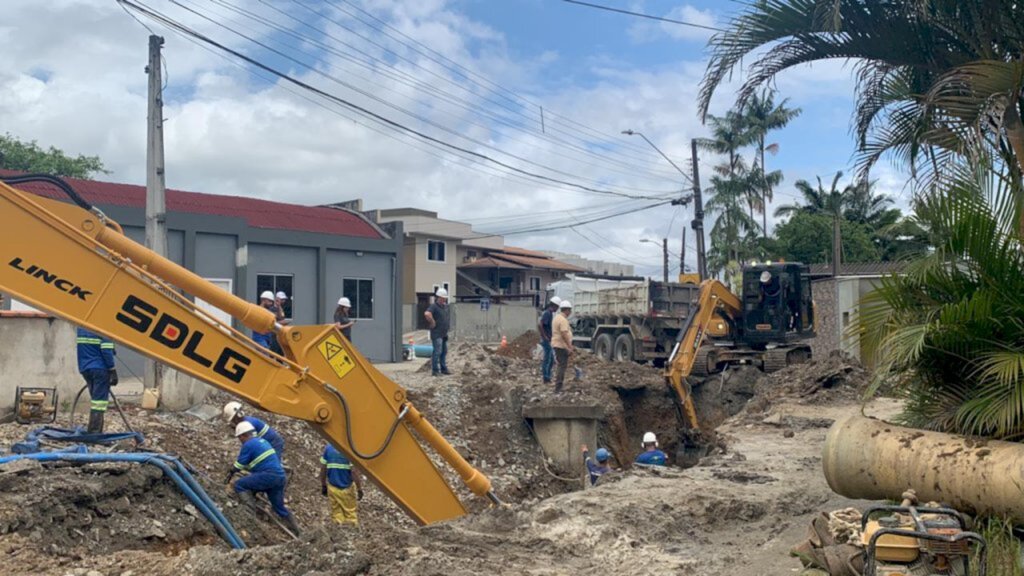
822, 415, 1024, 523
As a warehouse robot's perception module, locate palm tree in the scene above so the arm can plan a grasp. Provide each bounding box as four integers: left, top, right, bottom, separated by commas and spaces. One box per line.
744, 90, 801, 237
695, 110, 755, 176
774, 172, 850, 220
706, 164, 761, 278
861, 161, 1024, 438
697, 0, 1024, 232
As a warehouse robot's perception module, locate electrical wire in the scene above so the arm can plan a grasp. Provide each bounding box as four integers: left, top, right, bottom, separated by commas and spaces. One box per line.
561, 0, 725, 32
121, 0, 676, 200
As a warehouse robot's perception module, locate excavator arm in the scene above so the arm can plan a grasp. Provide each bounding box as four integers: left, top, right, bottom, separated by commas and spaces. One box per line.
0, 176, 497, 525
664, 279, 742, 429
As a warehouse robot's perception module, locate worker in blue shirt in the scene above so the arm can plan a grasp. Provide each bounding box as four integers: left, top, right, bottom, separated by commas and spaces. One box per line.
223, 401, 285, 455
635, 432, 668, 466
225, 420, 300, 536
320, 443, 364, 525
581, 444, 612, 486
76, 327, 118, 433
251, 291, 282, 351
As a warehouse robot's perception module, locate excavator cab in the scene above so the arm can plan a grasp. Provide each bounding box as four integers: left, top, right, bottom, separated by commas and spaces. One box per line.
739, 263, 814, 346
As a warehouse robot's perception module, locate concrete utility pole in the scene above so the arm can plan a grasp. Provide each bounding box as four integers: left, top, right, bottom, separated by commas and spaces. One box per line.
680, 227, 686, 277
661, 238, 669, 283
145, 34, 168, 396
690, 139, 707, 282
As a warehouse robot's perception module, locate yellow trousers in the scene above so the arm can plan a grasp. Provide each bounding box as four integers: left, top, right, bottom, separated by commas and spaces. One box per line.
328, 484, 358, 525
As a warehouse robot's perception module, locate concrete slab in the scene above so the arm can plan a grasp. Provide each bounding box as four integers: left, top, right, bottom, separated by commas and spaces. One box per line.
375, 357, 429, 377
522, 403, 604, 420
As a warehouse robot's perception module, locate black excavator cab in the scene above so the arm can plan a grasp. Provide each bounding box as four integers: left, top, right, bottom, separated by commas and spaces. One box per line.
739, 263, 814, 346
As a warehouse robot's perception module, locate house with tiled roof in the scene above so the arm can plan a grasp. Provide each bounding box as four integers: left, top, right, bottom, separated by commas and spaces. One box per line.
457, 245, 586, 304
1, 171, 405, 366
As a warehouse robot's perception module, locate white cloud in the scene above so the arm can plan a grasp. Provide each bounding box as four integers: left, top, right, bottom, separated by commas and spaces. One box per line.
627, 3, 717, 43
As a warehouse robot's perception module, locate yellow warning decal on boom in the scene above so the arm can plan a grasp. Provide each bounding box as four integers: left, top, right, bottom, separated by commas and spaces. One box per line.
317, 335, 356, 379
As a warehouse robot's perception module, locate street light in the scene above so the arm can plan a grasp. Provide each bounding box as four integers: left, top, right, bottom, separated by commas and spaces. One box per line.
640, 238, 669, 283
624, 129, 706, 282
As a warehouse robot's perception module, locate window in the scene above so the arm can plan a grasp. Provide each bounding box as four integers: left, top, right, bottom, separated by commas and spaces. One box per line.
467, 250, 477, 258
256, 274, 293, 319
427, 240, 446, 262
529, 276, 541, 291
343, 278, 374, 319
842, 311, 850, 327
431, 282, 450, 294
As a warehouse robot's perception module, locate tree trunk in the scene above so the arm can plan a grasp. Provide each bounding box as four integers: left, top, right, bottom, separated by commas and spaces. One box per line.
761, 135, 768, 239
1002, 102, 1024, 237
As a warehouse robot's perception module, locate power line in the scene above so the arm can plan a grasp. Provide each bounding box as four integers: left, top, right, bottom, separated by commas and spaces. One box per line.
561, 0, 725, 32
121, 0, 676, 201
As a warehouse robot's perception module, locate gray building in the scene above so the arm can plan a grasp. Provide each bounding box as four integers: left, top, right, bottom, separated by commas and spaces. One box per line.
5, 173, 404, 372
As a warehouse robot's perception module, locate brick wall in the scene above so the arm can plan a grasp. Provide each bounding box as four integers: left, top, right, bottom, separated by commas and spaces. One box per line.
811, 278, 839, 358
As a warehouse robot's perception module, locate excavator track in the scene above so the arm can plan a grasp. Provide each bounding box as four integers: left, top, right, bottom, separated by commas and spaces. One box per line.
762, 348, 791, 373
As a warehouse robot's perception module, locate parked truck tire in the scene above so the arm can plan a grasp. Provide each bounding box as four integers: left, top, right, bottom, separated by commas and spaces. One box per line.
613, 333, 634, 363
593, 333, 614, 361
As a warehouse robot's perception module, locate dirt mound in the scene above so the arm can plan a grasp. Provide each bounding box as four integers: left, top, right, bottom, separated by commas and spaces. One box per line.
744, 353, 868, 417
493, 330, 540, 360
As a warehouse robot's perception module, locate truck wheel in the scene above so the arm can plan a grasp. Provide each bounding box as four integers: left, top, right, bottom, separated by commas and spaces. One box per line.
593, 333, 614, 361
613, 334, 634, 363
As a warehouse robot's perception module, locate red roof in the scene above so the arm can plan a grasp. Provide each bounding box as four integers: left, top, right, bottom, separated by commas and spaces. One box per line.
0, 170, 384, 239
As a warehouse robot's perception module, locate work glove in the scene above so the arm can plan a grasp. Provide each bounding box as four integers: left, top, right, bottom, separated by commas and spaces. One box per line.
357, 487, 364, 501
321, 485, 328, 496
108, 369, 119, 387
223, 470, 236, 485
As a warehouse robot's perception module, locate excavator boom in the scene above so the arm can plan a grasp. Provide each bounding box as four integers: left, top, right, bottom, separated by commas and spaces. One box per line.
0, 176, 496, 525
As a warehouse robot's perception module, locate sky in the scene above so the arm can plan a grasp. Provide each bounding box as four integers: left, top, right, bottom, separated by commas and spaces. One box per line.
0, 0, 909, 277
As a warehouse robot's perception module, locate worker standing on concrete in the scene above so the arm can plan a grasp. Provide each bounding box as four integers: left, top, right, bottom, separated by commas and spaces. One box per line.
252, 291, 280, 351
538, 296, 561, 384
320, 443, 364, 526
424, 288, 451, 377
581, 444, 612, 486
225, 421, 300, 535
635, 432, 668, 466
551, 300, 574, 392
334, 297, 355, 341
223, 401, 285, 455
76, 327, 117, 433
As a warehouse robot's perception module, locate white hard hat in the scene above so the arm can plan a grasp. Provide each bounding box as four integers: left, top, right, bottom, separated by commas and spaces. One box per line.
760, 270, 772, 283
436, 288, 449, 298
260, 290, 275, 301
275, 291, 288, 300
223, 401, 243, 421
549, 296, 562, 306
559, 300, 572, 309
337, 297, 352, 307
235, 420, 256, 437
642, 431, 658, 447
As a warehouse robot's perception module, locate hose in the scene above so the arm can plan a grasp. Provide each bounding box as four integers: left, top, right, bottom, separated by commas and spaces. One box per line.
0, 452, 245, 549
0, 173, 92, 210
323, 384, 410, 460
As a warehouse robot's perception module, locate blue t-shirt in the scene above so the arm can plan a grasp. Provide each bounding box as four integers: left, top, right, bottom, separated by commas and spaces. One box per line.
321, 444, 355, 489
584, 456, 611, 485
540, 309, 554, 341
234, 437, 284, 475
252, 331, 274, 350
635, 449, 668, 466
76, 328, 116, 372
243, 416, 284, 453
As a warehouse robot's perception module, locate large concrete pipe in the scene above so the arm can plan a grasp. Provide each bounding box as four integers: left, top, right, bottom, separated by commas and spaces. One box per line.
823, 415, 1024, 523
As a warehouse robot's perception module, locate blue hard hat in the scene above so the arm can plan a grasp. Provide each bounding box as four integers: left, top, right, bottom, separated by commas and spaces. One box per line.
595, 448, 610, 462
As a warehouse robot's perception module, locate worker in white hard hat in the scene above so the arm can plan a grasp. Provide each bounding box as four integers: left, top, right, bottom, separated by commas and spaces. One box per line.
537, 296, 562, 384
223, 401, 286, 455
635, 431, 668, 466
274, 291, 292, 326
252, 290, 281, 351
334, 297, 355, 341
424, 288, 451, 377
225, 420, 300, 535
550, 300, 574, 392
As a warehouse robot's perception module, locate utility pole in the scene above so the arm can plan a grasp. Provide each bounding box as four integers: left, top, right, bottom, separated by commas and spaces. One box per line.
145, 35, 168, 397
680, 227, 686, 277
662, 238, 669, 283
690, 139, 707, 281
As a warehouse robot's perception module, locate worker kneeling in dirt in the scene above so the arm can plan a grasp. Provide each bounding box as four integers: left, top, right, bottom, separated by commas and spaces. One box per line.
225, 421, 300, 535
635, 432, 668, 466
581, 444, 612, 486
320, 443, 364, 526
223, 401, 285, 456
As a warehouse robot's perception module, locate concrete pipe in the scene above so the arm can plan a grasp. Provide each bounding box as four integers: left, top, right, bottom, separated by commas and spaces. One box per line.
823, 415, 1024, 524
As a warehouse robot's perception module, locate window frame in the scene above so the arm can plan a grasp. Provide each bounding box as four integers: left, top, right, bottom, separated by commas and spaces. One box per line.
528, 276, 541, 291
342, 277, 375, 320
256, 273, 294, 319
427, 240, 447, 262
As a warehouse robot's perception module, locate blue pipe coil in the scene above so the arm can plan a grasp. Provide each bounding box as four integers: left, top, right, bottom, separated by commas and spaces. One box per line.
0, 452, 245, 549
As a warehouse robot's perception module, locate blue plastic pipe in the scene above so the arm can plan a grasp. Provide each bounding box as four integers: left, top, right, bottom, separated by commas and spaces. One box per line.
0, 452, 245, 549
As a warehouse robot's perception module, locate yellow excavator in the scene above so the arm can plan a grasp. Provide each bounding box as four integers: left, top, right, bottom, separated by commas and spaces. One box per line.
0, 174, 497, 526
664, 264, 815, 442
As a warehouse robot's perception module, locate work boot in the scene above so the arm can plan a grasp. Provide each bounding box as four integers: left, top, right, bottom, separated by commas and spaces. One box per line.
237, 491, 260, 511
86, 410, 105, 434
281, 514, 302, 536
441, 369, 453, 376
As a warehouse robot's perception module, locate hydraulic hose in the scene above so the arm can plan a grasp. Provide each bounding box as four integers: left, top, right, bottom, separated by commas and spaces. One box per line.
0, 174, 92, 210
0, 452, 245, 549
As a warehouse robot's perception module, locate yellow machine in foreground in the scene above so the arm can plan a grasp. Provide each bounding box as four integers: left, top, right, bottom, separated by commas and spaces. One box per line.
0, 175, 497, 525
